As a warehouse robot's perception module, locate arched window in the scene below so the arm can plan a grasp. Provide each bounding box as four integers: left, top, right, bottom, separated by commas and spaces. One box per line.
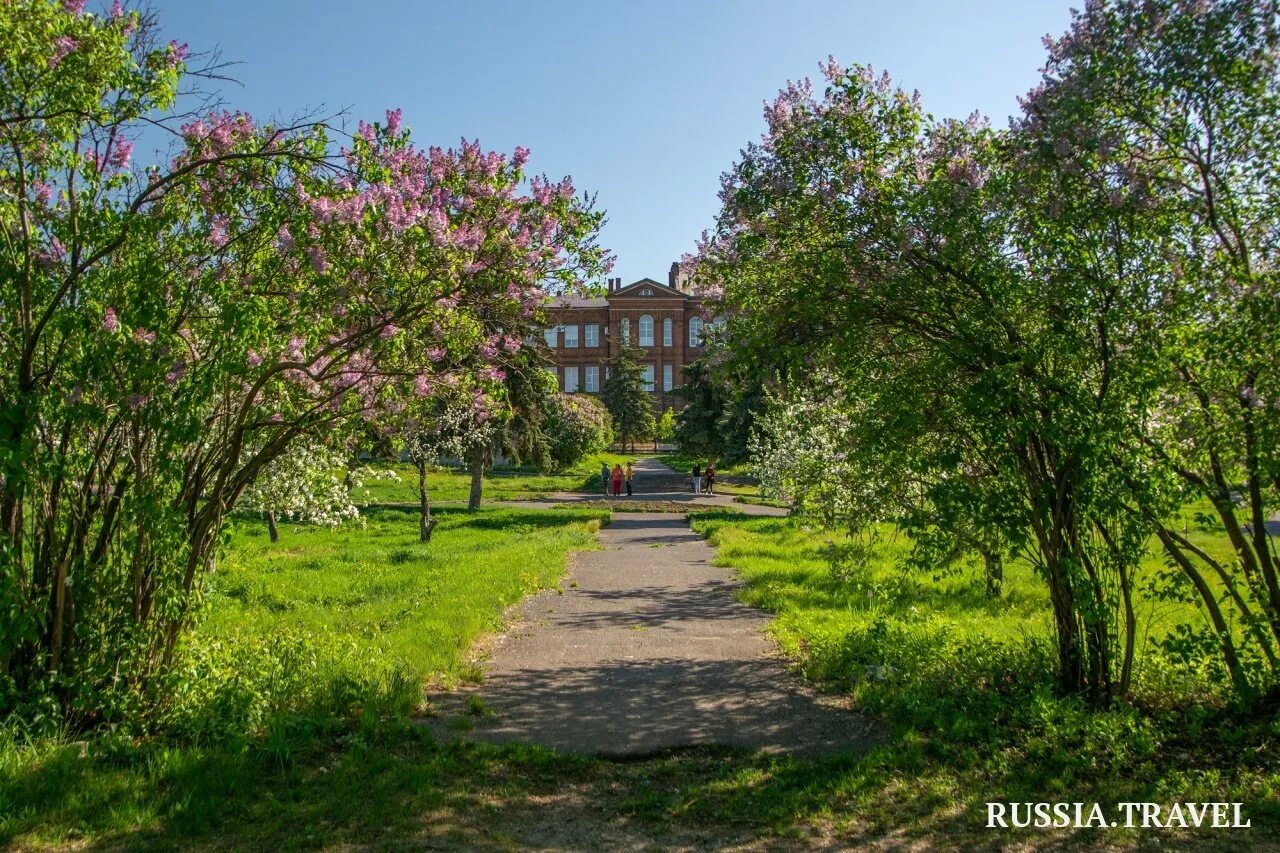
638, 314, 654, 347
620, 317, 631, 344
688, 316, 703, 347
662, 317, 673, 347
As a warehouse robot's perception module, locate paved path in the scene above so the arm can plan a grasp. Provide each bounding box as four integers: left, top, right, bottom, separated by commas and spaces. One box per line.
424, 460, 876, 757
509, 456, 789, 516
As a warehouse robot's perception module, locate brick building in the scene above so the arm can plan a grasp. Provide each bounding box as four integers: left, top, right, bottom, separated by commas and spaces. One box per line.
542, 263, 711, 411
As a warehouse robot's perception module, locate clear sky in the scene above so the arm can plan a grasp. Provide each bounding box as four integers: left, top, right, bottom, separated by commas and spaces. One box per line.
154, 0, 1077, 284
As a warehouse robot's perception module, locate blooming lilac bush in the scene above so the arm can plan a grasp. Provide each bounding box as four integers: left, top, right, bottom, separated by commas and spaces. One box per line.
690, 0, 1280, 703
0, 1, 610, 725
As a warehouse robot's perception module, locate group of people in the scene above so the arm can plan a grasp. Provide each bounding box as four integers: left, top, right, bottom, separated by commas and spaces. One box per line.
690, 461, 716, 495
597, 460, 718, 497
603, 461, 635, 497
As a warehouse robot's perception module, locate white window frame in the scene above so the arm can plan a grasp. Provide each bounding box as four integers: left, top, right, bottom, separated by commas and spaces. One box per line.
544, 326, 558, 348
688, 317, 703, 347
642, 364, 655, 392
584, 365, 600, 393
584, 323, 599, 347
563, 324, 579, 348
663, 363, 673, 392
564, 365, 579, 392
662, 317, 673, 347
638, 315, 654, 347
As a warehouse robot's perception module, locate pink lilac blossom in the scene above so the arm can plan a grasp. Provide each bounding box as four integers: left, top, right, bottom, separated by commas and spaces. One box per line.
413, 375, 433, 396
108, 140, 133, 170
246, 348, 263, 367
167, 41, 189, 67
385, 108, 403, 136
133, 328, 156, 344
308, 245, 329, 274
102, 307, 120, 333
63, 0, 86, 14
49, 36, 78, 68
164, 359, 186, 386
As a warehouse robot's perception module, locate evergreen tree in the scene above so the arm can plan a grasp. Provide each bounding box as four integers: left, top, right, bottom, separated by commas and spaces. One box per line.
601, 345, 656, 451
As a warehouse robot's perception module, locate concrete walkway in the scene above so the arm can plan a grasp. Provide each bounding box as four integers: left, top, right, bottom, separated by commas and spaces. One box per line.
423, 460, 876, 757
511, 456, 789, 516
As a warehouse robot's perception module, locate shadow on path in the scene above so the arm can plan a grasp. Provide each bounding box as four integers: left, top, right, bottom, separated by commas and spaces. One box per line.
424, 510, 878, 758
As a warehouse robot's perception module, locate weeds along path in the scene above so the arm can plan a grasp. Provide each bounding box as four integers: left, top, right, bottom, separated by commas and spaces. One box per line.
422, 497, 877, 757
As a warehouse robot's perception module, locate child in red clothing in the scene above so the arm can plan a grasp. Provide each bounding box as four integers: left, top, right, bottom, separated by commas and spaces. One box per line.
611, 464, 623, 496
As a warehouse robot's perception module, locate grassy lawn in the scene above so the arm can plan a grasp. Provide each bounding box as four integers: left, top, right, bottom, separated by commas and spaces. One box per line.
683, 509, 1280, 846
5, 500, 1278, 848
353, 452, 630, 505
0, 505, 611, 848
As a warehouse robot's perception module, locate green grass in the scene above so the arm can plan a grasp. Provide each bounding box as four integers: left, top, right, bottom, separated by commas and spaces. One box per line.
680, 509, 1280, 845
5, 500, 1277, 848
0, 505, 611, 848
208, 505, 609, 688
354, 452, 631, 505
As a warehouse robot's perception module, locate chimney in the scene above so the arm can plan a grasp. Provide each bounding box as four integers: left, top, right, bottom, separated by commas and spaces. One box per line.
669, 262, 680, 290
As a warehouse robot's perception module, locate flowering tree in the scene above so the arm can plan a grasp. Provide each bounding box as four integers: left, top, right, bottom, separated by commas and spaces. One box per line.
689, 0, 1280, 703
545, 393, 612, 469
238, 440, 359, 542
0, 1, 610, 723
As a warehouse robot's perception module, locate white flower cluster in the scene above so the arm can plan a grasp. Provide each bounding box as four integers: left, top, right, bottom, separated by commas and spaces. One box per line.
749, 378, 892, 533
240, 440, 361, 528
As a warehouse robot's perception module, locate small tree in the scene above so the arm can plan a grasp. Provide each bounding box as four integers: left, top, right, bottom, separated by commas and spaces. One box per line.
654, 407, 676, 451
601, 346, 655, 451
546, 393, 613, 468
239, 440, 360, 542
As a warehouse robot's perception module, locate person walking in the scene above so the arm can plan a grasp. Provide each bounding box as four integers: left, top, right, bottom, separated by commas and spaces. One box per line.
625, 462, 634, 497
705, 461, 716, 496
611, 463, 623, 497
600, 461, 611, 496
691, 462, 702, 495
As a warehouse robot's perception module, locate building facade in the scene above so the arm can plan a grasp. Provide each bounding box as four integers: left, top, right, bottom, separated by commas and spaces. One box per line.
542, 263, 709, 411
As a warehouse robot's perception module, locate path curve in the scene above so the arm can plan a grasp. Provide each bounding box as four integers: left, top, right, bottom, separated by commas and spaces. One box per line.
424, 460, 877, 757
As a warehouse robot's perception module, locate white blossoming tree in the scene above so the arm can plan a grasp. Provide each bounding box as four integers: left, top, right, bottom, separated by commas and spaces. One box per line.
239, 441, 361, 542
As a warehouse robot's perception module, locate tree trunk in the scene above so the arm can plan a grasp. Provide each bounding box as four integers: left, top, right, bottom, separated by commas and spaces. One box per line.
266, 509, 280, 543
468, 450, 484, 511
981, 548, 1003, 598
418, 462, 435, 543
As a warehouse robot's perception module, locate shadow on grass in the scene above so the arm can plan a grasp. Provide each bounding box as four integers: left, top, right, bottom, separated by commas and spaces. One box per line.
5, 714, 1203, 850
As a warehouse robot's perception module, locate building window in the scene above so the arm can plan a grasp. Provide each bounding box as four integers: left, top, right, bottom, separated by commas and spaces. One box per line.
585, 365, 600, 393
688, 317, 703, 347
663, 363, 673, 392
545, 366, 559, 388
642, 364, 655, 392
638, 314, 654, 347
564, 365, 579, 393
544, 326, 558, 348
621, 318, 631, 344
662, 317, 673, 347
584, 323, 599, 347
563, 324, 579, 348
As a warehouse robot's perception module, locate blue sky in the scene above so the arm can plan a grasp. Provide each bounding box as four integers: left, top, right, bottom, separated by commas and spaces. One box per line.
155, 0, 1076, 283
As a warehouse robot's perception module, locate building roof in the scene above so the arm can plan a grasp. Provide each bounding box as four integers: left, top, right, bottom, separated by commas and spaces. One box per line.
610, 278, 692, 300
549, 294, 608, 308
